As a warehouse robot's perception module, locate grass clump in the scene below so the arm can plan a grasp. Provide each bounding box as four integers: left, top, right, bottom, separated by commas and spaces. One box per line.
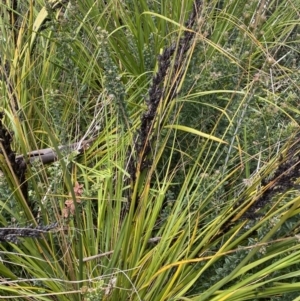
0, 0, 300, 300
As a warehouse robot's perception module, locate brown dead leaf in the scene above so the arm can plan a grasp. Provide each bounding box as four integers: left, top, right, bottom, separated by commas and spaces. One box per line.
73, 181, 84, 196
62, 182, 84, 218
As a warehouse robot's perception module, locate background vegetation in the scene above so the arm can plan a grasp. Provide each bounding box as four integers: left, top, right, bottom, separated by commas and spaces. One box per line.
0, 0, 300, 300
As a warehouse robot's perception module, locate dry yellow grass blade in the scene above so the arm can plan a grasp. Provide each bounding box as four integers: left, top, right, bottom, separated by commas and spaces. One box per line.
165, 124, 228, 144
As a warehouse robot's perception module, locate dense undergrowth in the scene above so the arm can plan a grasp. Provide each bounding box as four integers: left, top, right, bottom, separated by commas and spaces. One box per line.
0, 0, 300, 300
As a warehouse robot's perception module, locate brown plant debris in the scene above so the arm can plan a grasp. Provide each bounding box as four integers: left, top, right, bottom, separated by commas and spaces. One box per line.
62, 181, 84, 218
129, 0, 203, 180
243, 134, 300, 219
211, 134, 300, 243
0, 223, 57, 244
0, 112, 28, 201
15, 138, 95, 165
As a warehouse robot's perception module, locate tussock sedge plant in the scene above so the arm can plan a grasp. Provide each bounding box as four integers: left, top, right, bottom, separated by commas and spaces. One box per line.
0, 0, 300, 300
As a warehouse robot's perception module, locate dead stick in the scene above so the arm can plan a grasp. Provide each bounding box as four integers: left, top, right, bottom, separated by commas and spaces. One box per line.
15, 138, 95, 165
